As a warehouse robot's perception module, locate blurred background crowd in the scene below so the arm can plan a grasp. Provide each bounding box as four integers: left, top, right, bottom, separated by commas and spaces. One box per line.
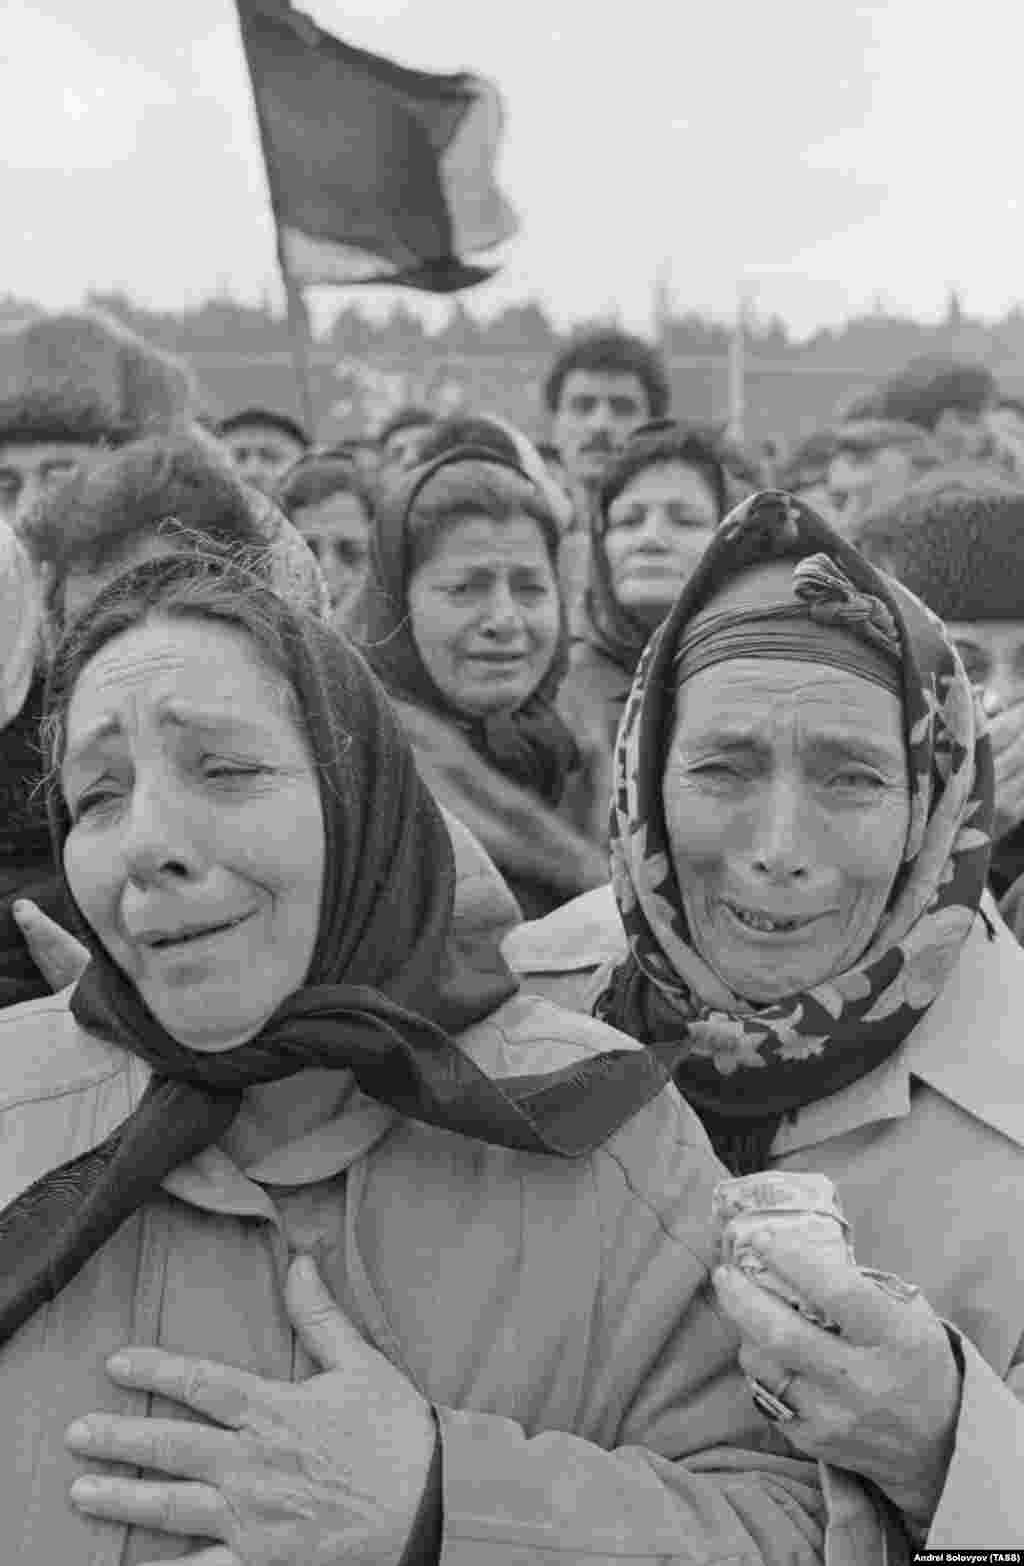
3, 302, 1024, 932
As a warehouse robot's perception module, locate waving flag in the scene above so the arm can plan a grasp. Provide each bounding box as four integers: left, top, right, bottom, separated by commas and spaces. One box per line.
235, 0, 519, 293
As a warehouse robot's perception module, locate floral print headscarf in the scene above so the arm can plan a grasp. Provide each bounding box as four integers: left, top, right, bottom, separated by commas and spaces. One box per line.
595, 490, 995, 1173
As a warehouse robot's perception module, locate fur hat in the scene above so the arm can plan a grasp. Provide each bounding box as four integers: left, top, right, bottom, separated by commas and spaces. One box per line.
0, 309, 198, 446
851, 467, 1024, 621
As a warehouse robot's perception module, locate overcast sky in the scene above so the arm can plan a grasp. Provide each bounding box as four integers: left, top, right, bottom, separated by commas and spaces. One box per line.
3, 0, 1023, 338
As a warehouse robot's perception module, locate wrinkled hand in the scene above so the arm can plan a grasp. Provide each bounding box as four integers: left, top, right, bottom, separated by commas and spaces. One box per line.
713, 1229, 962, 1530
12, 899, 90, 991
65, 1254, 436, 1566
986, 704, 1024, 840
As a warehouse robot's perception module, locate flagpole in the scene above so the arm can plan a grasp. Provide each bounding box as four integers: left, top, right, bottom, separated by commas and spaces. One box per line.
279, 251, 318, 439
727, 284, 747, 445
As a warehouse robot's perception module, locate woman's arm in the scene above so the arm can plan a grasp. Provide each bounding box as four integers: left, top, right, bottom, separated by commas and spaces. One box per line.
426, 1085, 897, 1566
925, 1330, 1024, 1549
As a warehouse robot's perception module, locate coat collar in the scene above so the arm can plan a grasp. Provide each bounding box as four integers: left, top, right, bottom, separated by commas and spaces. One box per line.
504, 887, 1024, 1152
774, 893, 1024, 1154
502, 884, 624, 973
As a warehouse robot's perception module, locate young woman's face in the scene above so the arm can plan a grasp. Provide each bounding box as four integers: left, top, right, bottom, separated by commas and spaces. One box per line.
61, 616, 325, 1051
407, 514, 562, 716
603, 461, 719, 620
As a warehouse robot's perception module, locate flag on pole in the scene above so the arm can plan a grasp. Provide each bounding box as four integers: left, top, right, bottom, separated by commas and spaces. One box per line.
235, 0, 519, 293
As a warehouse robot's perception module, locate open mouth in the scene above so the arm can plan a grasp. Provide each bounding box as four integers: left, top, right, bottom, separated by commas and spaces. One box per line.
724, 901, 820, 935
146, 913, 252, 950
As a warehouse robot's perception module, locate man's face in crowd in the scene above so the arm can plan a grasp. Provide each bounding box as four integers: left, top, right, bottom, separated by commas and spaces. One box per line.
944, 622, 1024, 715
222, 422, 306, 494
932, 406, 992, 462
986, 406, 1024, 457
827, 444, 914, 533
0, 441, 101, 530
552, 371, 650, 490
945, 620, 1024, 838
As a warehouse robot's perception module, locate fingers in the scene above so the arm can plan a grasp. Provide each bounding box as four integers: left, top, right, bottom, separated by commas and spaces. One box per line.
284, 1252, 369, 1370
736, 1342, 792, 1395
68, 1475, 226, 1538
104, 1349, 265, 1427
713, 1260, 894, 1389
65, 1414, 235, 1482
715, 1265, 849, 1376
731, 1230, 920, 1345
11, 900, 90, 991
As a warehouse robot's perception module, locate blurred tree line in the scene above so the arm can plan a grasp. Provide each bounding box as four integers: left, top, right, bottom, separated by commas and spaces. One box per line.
4, 287, 1024, 444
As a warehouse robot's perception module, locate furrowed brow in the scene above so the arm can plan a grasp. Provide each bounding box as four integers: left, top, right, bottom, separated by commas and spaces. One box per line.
65, 706, 273, 768
808, 735, 904, 771
683, 729, 769, 757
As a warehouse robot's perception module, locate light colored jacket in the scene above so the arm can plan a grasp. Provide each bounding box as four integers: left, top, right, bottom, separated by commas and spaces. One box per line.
0, 980, 901, 1562
503, 886, 1024, 1551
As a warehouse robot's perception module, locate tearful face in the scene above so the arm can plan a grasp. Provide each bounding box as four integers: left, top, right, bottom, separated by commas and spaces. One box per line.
663, 657, 910, 1003
61, 616, 325, 1051
407, 515, 562, 717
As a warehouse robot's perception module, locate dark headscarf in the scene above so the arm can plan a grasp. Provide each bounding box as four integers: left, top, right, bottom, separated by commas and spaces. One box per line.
580, 425, 729, 677
595, 490, 995, 1174
0, 555, 677, 1348
363, 446, 579, 805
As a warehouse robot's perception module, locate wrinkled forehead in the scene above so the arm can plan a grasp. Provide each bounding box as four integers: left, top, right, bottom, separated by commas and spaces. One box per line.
669, 658, 908, 775
63, 616, 301, 761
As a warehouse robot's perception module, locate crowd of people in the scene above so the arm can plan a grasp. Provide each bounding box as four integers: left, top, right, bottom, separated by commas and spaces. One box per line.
0, 303, 1021, 1562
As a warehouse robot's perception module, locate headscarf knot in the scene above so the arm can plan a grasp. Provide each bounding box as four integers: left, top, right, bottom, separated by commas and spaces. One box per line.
792, 553, 901, 659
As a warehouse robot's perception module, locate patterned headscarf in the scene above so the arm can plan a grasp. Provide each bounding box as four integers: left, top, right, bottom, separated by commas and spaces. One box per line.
596, 490, 995, 1174
364, 445, 579, 805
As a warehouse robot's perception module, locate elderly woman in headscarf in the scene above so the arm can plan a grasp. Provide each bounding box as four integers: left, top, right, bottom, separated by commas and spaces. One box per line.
559, 423, 730, 755
363, 445, 609, 918
504, 489, 1024, 1549
0, 549, 894, 1564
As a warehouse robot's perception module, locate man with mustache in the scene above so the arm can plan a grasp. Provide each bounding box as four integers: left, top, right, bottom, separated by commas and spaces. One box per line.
544, 328, 670, 619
